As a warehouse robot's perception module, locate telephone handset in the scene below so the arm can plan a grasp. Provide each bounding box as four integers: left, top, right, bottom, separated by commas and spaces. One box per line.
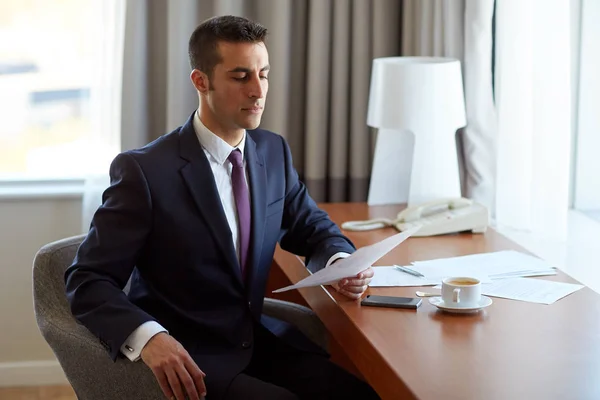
341, 198, 488, 237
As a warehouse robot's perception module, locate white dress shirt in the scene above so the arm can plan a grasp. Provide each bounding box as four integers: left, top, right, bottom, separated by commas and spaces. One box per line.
120, 111, 348, 361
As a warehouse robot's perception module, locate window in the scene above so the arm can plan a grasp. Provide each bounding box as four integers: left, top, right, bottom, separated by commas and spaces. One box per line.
573, 0, 600, 223
0, 0, 119, 181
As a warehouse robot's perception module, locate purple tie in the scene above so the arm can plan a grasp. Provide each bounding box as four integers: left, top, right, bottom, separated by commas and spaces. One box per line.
228, 149, 251, 277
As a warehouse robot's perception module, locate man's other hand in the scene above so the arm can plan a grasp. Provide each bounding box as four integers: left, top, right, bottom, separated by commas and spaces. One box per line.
141, 332, 207, 400
333, 267, 374, 300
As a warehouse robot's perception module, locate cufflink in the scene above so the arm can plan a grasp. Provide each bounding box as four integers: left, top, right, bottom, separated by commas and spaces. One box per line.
125, 345, 134, 352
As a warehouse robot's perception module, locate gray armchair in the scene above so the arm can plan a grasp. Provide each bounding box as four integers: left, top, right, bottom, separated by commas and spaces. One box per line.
33, 234, 326, 399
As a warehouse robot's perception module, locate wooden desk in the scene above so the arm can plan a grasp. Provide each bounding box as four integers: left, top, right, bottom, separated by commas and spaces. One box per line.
267, 203, 600, 400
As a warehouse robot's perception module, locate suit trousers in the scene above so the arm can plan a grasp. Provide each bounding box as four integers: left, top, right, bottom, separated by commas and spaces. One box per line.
220, 324, 380, 400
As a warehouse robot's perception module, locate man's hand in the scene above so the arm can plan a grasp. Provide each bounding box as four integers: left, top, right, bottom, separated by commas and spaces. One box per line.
332, 267, 374, 300
141, 332, 207, 400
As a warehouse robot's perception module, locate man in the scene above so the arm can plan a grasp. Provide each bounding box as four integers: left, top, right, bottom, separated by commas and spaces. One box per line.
65, 15, 378, 400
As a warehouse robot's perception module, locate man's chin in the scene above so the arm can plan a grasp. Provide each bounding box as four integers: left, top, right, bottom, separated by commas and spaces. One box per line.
239, 116, 262, 130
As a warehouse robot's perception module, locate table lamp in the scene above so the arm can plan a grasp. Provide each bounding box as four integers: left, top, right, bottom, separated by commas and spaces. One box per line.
366, 57, 466, 206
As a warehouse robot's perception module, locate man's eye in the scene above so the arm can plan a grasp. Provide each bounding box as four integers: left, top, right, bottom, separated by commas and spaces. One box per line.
232, 75, 268, 82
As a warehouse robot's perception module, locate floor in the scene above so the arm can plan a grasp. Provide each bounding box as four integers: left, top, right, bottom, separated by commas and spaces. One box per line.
0, 385, 75, 400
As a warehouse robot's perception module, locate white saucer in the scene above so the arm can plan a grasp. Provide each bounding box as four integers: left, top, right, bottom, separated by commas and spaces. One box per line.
429, 296, 493, 314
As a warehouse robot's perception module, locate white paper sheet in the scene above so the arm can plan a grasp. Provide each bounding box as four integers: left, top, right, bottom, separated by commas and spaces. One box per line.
479, 278, 584, 304
434, 278, 584, 304
410, 250, 556, 282
272, 226, 420, 293
369, 266, 439, 287
490, 269, 557, 279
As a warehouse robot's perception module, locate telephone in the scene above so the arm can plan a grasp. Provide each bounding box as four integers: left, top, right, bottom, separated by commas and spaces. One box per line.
341, 198, 488, 237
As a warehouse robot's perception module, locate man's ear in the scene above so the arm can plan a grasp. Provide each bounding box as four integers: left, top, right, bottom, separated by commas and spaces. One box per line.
190, 69, 210, 93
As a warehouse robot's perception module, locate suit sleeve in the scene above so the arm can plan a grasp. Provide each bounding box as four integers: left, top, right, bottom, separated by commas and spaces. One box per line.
64, 152, 156, 361
277, 136, 356, 272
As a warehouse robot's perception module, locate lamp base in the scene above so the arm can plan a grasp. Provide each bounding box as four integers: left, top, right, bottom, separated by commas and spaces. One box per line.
367, 128, 462, 206
367, 129, 413, 205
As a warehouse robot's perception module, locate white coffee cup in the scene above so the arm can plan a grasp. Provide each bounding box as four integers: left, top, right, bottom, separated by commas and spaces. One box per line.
441, 277, 481, 307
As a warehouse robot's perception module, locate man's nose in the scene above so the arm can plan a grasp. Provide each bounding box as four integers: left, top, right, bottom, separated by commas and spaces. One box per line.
247, 76, 266, 98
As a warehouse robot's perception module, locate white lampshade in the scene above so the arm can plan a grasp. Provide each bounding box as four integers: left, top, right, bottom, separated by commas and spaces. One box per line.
367, 57, 466, 130
366, 57, 467, 206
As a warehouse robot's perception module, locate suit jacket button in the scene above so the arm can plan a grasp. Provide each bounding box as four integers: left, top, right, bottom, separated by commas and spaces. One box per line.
248, 301, 252, 308
242, 341, 251, 349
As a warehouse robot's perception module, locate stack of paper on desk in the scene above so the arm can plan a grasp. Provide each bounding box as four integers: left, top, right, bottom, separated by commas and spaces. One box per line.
370, 250, 558, 287
409, 250, 557, 281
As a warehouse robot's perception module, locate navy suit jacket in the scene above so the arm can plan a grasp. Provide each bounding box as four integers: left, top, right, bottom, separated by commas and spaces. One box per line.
65, 113, 355, 391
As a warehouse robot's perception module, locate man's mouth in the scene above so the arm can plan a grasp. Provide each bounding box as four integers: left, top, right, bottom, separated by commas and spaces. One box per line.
242, 106, 262, 113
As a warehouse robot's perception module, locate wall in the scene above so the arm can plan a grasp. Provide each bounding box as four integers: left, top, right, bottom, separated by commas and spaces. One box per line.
0, 196, 81, 386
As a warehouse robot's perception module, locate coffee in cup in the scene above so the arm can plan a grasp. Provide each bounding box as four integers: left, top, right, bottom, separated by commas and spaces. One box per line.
441, 277, 481, 307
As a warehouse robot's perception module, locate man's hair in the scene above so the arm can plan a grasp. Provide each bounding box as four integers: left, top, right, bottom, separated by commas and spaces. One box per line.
188, 15, 268, 79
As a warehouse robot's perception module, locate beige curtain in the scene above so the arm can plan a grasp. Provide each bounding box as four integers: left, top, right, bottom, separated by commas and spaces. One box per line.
121, 0, 402, 202
401, 0, 497, 212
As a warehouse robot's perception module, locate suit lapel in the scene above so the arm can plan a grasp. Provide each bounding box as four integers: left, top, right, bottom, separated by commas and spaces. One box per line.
244, 133, 267, 289
178, 115, 243, 289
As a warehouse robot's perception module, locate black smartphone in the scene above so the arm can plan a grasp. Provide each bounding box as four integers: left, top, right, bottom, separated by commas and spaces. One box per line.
361, 295, 422, 309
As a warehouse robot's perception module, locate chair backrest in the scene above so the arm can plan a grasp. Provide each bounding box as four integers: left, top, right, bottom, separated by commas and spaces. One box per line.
33, 235, 163, 399
33, 234, 87, 342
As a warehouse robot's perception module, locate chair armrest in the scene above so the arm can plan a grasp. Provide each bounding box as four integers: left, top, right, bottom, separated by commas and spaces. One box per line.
263, 298, 327, 350
43, 315, 163, 399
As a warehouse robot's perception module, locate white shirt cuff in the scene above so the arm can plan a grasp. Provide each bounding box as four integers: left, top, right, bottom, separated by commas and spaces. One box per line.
325, 252, 351, 268
120, 321, 167, 362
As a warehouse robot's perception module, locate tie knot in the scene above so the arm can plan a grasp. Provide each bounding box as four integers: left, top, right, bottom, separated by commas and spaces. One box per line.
228, 149, 243, 168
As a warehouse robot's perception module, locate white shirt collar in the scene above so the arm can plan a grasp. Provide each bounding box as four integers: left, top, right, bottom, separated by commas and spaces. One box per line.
193, 110, 246, 165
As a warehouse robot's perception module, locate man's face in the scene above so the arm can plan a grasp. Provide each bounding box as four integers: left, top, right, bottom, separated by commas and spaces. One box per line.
201, 41, 269, 132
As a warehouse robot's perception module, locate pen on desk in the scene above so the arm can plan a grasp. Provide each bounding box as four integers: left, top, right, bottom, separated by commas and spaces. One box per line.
393, 265, 425, 278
